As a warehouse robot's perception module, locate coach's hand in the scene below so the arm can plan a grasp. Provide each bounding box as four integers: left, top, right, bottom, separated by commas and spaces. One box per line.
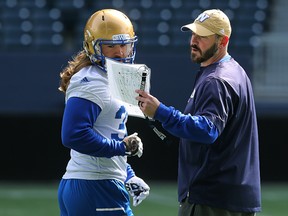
125, 176, 150, 206
135, 89, 160, 118
123, 132, 143, 157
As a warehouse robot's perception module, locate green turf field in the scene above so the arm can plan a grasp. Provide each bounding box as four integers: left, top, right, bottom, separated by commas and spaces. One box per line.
0, 181, 287, 216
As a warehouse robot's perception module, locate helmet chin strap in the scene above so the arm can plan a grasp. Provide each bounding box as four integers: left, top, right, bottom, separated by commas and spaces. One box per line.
94, 62, 106, 72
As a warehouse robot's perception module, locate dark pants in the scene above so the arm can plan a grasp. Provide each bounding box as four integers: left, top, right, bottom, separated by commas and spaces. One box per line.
178, 198, 256, 216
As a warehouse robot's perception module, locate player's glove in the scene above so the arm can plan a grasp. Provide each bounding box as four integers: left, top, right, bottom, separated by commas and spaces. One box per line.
125, 176, 150, 206
123, 132, 143, 157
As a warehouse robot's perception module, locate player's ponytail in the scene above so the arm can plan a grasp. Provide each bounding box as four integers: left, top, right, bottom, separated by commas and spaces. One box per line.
58, 50, 92, 93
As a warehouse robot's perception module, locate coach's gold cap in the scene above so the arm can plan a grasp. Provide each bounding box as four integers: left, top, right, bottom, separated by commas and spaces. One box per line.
181, 9, 231, 38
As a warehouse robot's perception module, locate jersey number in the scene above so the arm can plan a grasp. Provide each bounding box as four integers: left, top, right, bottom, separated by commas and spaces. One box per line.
111, 106, 127, 141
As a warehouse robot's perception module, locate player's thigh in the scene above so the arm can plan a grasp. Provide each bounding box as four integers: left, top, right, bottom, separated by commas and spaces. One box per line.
58, 179, 94, 215
58, 179, 133, 216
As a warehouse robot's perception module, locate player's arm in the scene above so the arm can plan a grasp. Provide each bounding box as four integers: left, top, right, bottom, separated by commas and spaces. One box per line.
61, 97, 142, 157
126, 163, 135, 180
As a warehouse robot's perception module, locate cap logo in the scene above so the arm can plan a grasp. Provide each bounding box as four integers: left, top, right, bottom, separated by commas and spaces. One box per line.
196, 13, 210, 23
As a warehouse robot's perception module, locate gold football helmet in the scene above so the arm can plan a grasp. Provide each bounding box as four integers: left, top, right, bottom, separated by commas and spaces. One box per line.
83, 9, 138, 70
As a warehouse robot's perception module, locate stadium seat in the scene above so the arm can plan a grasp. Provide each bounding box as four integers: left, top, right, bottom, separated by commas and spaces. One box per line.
0, 0, 271, 54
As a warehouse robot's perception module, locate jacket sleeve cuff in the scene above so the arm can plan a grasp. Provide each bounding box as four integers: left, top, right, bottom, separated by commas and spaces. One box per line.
154, 103, 171, 123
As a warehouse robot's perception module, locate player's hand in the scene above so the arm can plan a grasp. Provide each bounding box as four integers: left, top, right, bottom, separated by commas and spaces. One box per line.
123, 133, 143, 157
125, 176, 150, 206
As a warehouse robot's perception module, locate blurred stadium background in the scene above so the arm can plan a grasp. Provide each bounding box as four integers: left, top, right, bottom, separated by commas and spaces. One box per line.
0, 0, 288, 215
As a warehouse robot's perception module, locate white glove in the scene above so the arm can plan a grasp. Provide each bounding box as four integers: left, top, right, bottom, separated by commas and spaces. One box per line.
125, 176, 150, 206
123, 132, 143, 158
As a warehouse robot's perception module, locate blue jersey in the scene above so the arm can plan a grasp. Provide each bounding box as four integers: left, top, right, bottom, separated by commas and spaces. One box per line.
154, 56, 261, 213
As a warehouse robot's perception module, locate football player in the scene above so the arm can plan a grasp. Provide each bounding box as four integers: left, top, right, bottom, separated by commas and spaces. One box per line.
58, 9, 149, 216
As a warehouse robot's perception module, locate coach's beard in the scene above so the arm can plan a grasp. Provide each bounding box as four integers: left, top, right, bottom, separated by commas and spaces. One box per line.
191, 43, 218, 64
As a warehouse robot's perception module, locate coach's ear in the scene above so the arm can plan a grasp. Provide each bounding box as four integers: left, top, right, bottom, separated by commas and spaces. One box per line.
220, 36, 229, 47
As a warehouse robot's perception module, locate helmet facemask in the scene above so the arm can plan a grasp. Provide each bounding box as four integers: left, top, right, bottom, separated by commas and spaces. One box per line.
88, 34, 138, 71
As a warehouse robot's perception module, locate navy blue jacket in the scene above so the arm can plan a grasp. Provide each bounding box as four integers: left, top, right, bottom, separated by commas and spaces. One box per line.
154, 56, 261, 213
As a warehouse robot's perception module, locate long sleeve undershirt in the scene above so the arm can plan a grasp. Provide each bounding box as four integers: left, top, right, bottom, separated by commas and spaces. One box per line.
61, 97, 126, 158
